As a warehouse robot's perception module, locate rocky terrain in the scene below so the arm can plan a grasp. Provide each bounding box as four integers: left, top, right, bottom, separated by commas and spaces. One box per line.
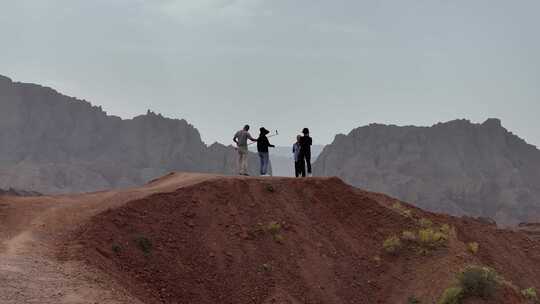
314, 119, 540, 226
0, 75, 258, 193
2, 173, 539, 304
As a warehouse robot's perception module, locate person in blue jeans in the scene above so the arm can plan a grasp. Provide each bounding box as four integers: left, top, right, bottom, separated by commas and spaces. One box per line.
257, 127, 275, 176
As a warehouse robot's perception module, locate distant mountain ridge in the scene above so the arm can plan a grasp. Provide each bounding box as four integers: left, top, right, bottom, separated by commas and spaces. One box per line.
0, 75, 257, 193
314, 119, 540, 226
0, 187, 42, 197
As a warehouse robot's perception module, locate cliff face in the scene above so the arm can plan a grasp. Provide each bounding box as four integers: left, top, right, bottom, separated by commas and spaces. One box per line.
314, 119, 540, 226
0, 75, 258, 193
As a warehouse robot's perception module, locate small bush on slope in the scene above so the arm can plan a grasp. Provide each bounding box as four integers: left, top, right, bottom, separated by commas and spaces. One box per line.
467, 242, 479, 254
419, 218, 433, 228
418, 228, 448, 248
392, 202, 413, 217
383, 236, 401, 253
458, 266, 499, 298
438, 287, 463, 304
266, 221, 284, 243
438, 266, 501, 304
522, 287, 538, 301
401, 230, 417, 241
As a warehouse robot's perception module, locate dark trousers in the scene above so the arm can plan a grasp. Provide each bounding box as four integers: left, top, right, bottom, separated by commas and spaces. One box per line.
294, 161, 302, 177
298, 151, 311, 177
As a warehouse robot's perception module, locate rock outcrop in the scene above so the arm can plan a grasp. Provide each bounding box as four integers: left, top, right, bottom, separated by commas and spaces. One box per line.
314, 119, 540, 226
0, 75, 258, 193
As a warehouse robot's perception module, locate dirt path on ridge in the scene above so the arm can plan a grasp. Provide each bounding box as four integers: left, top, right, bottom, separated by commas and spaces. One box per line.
0, 173, 216, 304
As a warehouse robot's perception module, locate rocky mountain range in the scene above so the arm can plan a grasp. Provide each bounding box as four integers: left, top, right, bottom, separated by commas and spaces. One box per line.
314, 119, 540, 226
0, 75, 258, 193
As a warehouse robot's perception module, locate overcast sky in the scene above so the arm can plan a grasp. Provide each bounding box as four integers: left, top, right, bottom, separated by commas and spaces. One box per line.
1, 0, 539, 147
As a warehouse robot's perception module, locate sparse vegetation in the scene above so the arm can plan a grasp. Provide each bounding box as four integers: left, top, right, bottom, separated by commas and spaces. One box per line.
273, 234, 284, 243
418, 228, 448, 248
265, 185, 275, 192
135, 236, 152, 256
401, 230, 417, 241
467, 242, 479, 254
407, 296, 421, 304
266, 221, 284, 243
266, 221, 282, 235
521, 287, 538, 301
392, 202, 413, 217
438, 266, 500, 304
458, 266, 499, 298
383, 235, 401, 253
419, 218, 433, 228
438, 287, 463, 304
385, 221, 451, 256
440, 224, 451, 235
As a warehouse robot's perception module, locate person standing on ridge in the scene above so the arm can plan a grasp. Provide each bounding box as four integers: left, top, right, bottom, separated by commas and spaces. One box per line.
293, 135, 302, 177
257, 127, 275, 176
233, 124, 257, 176
299, 128, 313, 177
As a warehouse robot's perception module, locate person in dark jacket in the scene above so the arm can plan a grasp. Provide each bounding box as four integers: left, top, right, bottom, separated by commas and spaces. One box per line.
257, 127, 275, 176
292, 135, 302, 177
299, 127, 313, 177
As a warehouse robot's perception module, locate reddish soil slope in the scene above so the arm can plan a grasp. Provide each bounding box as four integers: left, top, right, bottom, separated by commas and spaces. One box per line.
63, 174, 540, 304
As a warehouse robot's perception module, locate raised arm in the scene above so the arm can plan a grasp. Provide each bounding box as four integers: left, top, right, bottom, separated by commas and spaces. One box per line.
248, 133, 257, 141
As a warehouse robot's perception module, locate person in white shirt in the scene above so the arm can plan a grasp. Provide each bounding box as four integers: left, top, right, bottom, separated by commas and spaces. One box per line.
233, 124, 257, 175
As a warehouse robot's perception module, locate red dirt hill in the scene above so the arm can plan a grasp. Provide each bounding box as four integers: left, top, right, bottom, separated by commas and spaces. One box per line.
63, 174, 540, 304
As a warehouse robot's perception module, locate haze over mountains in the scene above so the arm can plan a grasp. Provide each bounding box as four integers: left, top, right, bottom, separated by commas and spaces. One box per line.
0, 75, 258, 193
3, 74, 540, 227
314, 119, 540, 226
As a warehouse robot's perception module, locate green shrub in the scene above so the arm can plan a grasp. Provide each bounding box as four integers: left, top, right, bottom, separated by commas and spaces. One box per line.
392, 202, 401, 210
521, 287, 538, 300
383, 236, 401, 253
467, 242, 479, 254
402, 230, 417, 241
266, 185, 275, 192
407, 296, 421, 304
419, 218, 433, 228
438, 287, 463, 304
266, 222, 282, 234
418, 228, 447, 247
266, 221, 284, 242
440, 224, 452, 235
458, 266, 498, 298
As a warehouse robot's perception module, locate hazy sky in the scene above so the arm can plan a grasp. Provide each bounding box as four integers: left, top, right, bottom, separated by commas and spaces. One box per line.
1, 0, 539, 147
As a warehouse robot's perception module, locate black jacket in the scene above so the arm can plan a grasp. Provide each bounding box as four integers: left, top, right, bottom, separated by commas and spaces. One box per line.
299, 135, 312, 155
257, 134, 274, 153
